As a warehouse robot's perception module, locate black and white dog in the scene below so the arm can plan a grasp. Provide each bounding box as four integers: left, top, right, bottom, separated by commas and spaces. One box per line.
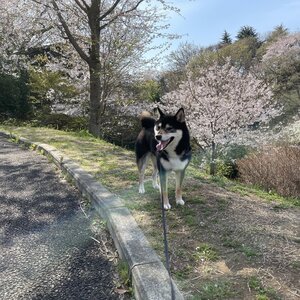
135, 107, 191, 210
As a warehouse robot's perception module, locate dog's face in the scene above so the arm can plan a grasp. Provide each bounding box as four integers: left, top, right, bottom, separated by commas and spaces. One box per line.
154, 108, 186, 152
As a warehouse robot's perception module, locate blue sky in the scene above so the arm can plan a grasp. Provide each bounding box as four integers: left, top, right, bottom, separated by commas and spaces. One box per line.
166, 0, 300, 49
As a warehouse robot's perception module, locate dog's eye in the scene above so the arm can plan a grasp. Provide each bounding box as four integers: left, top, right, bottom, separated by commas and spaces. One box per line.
156, 125, 161, 130
166, 127, 173, 132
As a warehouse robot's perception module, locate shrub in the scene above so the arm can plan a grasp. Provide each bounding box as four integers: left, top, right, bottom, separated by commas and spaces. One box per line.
237, 146, 300, 198
39, 113, 87, 131
100, 113, 140, 149
195, 144, 249, 178
216, 159, 237, 179
0, 71, 31, 119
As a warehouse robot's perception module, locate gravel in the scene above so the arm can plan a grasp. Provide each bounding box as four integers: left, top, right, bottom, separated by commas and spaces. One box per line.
0, 133, 121, 300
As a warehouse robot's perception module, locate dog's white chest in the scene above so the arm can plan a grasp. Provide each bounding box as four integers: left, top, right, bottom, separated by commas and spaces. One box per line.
160, 156, 189, 171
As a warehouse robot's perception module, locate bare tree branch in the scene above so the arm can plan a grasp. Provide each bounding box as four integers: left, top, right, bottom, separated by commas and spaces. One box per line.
51, 0, 90, 64
74, 0, 89, 13
99, 0, 122, 21
99, 0, 144, 31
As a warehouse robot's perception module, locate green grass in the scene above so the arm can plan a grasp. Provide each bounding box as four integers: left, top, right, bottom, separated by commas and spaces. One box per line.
1, 125, 138, 193
193, 243, 219, 262
117, 260, 131, 286
248, 276, 280, 300
2, 124, 298, 206
222, 235, 260, 259
193, 280, 236, 300
241, 245, 260, 259
227, 182, 300, 207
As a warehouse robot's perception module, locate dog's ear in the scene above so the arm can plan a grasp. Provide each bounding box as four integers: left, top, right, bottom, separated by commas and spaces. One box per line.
175, 108, 185, 122
156, 107, 165, 118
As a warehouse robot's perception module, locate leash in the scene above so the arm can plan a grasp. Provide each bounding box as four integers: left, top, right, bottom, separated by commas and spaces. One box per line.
160, 191, 176, 300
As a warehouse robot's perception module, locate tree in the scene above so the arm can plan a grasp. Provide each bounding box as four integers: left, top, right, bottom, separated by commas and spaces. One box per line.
29, 68, 78, 115
1, 0, 178, 135
135, 79, 162, 103
161, 42, 200, 93
220, 30, 232, 46
168, 42, 200, 71
30, 0, 178, 136
159, 60, 280, 175
0, 0, 53, 73
220, 37, 261, 71
266, 25, 288, 43
261, 33, 300, 115
256, 25, 289, 61
236, 26, 258, 40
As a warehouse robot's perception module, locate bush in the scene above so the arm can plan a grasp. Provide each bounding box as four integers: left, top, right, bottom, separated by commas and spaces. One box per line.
195, 144, 249, 178
0, 71, 31, 119
237, 146, 300, 198
100, 112, 140, 149
216, 159, 238, 179
39, 113, 87, 131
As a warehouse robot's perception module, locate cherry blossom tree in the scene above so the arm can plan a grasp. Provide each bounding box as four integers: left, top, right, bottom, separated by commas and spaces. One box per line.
159, 60, 281, 175
1, 0, 179, 135
29, 0, 179, 136
0, 0, 53, 73
261, 33, 300, 106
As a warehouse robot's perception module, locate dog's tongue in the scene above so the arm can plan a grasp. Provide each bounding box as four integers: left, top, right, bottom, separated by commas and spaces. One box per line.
156, 140, 169, 151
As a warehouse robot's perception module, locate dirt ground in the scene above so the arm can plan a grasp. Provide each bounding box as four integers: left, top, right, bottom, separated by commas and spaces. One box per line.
124, 178, 300, 299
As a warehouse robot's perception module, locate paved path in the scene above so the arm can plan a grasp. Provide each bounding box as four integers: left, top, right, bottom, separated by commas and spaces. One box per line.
0, 134, 120, 300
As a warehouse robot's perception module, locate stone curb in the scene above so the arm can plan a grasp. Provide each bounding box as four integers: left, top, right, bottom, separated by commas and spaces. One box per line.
1, 131, 184, 300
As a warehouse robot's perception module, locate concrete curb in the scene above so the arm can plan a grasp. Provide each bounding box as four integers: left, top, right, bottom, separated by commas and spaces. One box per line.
1, 131, 184, 300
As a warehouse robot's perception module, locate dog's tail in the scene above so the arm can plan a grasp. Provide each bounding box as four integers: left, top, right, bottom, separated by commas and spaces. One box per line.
139, 111, 155, 129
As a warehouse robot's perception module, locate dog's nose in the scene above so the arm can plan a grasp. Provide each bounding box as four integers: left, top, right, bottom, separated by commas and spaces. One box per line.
156, 135, 162, 141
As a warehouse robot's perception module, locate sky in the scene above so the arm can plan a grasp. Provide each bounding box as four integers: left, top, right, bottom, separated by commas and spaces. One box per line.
162, 0, 300, 53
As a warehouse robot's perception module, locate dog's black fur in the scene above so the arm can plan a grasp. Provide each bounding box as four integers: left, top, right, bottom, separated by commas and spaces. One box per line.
135, 108, 191, 209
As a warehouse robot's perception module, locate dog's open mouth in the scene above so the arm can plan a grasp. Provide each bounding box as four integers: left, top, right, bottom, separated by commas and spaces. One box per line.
156, 137, 174, 152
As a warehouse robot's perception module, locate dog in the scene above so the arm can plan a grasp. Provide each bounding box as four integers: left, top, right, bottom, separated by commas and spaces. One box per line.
135, 107, 191, 210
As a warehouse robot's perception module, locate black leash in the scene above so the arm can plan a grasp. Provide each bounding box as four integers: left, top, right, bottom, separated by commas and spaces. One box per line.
160, 192, 176, 300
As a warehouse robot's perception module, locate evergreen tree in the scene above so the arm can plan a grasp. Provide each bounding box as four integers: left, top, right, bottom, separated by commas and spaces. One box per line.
220, 30, 232, 45
266, 24, 288, 43
236, 26, 258, 40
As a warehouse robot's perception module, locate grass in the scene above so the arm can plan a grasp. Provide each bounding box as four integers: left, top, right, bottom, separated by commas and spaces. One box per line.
193, 280, 236, 300
248, 276, 280, 300
226, 181, 300, 207
193, 244, 219, 262
117, 260, 131, 287
116, 260, 133, 296
1, 124, 299, 299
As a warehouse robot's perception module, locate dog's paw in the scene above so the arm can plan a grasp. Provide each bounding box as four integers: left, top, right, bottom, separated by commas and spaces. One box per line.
164, 203, 172, 210
176, 198, 185, 206
138, 185, 145, 194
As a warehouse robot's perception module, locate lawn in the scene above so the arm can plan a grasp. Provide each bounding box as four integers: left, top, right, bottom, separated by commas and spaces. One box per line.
1, 125, 299, 299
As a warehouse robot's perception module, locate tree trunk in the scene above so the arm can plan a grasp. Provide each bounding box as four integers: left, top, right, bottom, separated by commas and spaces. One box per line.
88, 64, 103, 136
210, 141, 217, 176
87, 0, 102, 136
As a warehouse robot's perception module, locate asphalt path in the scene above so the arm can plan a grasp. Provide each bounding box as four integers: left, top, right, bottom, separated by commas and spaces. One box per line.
0, 133, 120, 300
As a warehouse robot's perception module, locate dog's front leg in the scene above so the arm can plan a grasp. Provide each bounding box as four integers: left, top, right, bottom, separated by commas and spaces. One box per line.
150, 154, 160, 190
175, 170, 185, 206
159, 171, 171, 210
137, 154, 149, 194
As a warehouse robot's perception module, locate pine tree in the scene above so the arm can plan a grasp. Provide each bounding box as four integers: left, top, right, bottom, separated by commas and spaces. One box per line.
220, 30, 232, 45
236, 26, 258, 40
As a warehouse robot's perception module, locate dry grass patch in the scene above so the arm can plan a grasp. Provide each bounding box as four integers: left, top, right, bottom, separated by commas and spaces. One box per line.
237, 146, 300, 198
